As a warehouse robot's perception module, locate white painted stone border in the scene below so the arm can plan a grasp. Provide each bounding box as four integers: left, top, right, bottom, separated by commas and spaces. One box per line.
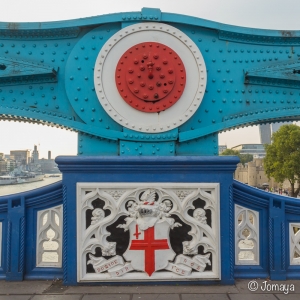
235, 204, 260, 265
94, 22, 207, 133
36, 205, 63, 268
77, 182, 220, 282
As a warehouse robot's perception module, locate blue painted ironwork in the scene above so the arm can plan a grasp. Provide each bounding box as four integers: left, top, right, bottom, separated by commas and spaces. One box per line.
0, 7, 300, 155
0, 182, 63, 280
233, 180, 300, 280
0, 57, 58, 86
0, 162, 298, 283
0, 7, 300, 285
245, 61, 300, 89
56, 155, 239, 285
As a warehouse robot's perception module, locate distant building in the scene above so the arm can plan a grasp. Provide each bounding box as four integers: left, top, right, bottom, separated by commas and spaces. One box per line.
10, 150, 31, 164
29, 147, 59, 174
218, 145, 227, 154
37, 159, 59, 173
259, 124, 272, 145
231, 144, 266, 158
0, 153, 16, 175
259, 122, 292, 144
0, 159, 6, 175
1, 146, 59, 175
6, 159, 16, 173
234, 158, 290, 190
32, 145, 39, 163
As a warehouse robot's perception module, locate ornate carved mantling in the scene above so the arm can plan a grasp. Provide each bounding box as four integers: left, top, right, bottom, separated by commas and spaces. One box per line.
77, 183, 220, 281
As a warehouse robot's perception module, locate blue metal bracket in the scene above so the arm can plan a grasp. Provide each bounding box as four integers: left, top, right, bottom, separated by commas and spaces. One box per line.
245, 60, 300, 89
0, 56, 58, 86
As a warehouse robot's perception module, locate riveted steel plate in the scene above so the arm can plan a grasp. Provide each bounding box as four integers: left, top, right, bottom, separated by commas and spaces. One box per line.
94, 22, 207, 133
115, 42, 186, 113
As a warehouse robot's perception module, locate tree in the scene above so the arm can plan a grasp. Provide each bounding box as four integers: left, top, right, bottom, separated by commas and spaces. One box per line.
221, 149, 239, 156
239, 153, 254, 165
264, 124, 300, 198
221, 149, 253, 165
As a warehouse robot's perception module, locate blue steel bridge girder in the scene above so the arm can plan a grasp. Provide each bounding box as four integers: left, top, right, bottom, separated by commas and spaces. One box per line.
1, 7, 300, 156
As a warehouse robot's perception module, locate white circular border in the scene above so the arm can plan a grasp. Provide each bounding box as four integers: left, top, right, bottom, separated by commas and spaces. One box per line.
94, 22, 207, 133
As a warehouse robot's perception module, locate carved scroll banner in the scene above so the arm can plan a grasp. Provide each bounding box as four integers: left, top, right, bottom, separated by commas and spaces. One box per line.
87, 255, 124, 273
175, 254, 211, 272
108, 263, 134, 277
166, 254, 211, 275
166, 263, 192, 276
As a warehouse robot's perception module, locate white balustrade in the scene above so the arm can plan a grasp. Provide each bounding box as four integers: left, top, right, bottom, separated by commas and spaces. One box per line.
36, 205, 63, 267
235, 204, 259, 265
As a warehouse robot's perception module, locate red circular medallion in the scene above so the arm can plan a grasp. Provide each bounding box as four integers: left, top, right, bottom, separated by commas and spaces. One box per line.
115, 42, 186, 113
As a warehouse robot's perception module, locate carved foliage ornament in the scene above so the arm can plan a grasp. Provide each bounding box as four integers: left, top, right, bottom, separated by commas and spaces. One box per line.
77, 183, 220, 281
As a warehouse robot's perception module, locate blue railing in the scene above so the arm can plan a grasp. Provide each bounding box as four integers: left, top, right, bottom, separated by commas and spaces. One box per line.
0, 181, 63, 280
233, 180, 300, 280
0, 179, 299, 281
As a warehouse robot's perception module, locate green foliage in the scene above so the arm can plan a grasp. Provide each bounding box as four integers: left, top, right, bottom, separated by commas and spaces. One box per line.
221, 149, 253, 165
221, 149, 239, 156
264, 124, 300, 197
239, 153, 253, 165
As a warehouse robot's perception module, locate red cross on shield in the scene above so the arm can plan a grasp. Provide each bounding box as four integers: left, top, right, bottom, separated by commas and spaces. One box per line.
123, 220, 176, 276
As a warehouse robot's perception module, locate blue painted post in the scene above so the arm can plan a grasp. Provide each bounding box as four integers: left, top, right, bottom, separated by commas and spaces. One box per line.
6, 197, 25, 281
269, 198, 286, 280
56, 155, 239, 285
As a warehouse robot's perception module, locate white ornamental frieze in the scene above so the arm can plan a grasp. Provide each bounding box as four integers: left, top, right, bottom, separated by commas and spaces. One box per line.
77, 183, 220, 281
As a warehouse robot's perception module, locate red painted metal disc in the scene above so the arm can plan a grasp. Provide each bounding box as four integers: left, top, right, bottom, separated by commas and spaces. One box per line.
115, 42, 186, 113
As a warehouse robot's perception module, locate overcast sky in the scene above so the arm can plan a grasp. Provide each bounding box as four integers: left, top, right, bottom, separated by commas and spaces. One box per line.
1, 0, 300, 158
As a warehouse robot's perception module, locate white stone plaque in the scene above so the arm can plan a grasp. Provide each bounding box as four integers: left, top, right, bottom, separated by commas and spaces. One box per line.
77, 183, 220, 282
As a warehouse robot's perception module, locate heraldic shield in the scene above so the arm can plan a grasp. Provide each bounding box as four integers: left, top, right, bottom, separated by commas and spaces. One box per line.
78, 183, 219, 281
123, 219, 176, 276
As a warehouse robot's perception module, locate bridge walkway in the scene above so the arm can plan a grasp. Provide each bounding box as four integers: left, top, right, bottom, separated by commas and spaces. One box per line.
0, 279, 298, 299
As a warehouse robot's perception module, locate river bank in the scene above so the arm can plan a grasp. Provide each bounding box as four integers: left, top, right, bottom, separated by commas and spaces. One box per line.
0, 174, 62, 196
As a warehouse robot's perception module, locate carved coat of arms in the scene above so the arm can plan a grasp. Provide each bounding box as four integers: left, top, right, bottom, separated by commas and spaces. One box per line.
77, 183, 219, 281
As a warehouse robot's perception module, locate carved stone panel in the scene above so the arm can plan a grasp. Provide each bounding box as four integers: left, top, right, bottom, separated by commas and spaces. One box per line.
77, 183, 220, 282
290, 223, 300, 265
36, 205, 63, 267
235, 205, 259, 265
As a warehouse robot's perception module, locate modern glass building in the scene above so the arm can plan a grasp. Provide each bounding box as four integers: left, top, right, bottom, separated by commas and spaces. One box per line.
259, 122, 292, 144
231, 144, 266, 158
